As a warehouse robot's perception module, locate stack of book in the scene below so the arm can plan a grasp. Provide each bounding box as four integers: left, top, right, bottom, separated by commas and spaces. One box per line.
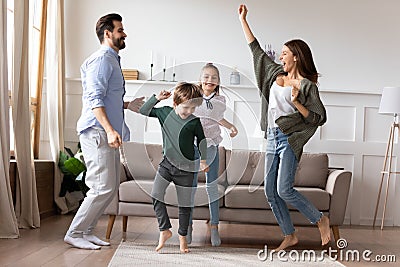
122, 69, 139, 80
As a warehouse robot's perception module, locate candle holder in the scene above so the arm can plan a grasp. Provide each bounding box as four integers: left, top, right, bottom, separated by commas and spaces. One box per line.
148, 63, 154, 81
160, 68, 166, 81
171, 73, 176, 82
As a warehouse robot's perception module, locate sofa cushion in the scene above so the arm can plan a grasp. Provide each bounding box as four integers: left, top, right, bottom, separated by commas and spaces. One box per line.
225, 150, 329, 189
119, 179, 225, 208
165, 183, 225, 208
119, 180, 153, 204
294, 153, 329, 189
224, 185, 330, 211
121, 142, 163, 181
225, 149, 264, 186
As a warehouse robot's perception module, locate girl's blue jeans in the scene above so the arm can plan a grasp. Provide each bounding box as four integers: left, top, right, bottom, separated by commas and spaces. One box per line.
190, 145, 220, 225
264, 127, 322, 236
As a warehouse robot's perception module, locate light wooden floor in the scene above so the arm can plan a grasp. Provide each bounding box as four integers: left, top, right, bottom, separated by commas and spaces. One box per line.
0, 214, 399, 267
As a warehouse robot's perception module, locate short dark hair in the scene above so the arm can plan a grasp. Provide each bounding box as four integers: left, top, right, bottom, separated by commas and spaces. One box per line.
95, 13, 122, 43
173, 82, 203, 107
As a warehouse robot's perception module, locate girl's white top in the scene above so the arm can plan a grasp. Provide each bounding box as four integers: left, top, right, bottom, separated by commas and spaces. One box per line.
194, 93, 226, 147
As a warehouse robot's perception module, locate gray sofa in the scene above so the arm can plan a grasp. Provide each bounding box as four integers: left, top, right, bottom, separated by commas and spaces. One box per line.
105, 142, 352, 243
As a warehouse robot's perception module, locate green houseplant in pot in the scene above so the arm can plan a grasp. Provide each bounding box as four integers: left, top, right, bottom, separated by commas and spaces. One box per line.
58, 143, 89, 202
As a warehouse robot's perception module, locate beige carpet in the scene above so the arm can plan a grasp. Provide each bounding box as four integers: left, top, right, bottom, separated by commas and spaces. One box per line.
108, 242, 346, 266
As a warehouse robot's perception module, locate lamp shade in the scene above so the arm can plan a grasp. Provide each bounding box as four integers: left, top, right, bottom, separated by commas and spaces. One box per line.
379, 87, 400, 114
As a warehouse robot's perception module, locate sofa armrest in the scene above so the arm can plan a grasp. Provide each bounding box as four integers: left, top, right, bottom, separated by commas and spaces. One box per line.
119, 162, 129, 183
325, 170, 352, 225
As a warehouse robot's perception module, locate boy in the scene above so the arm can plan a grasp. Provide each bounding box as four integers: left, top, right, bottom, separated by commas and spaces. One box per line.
139, 82, 209, 253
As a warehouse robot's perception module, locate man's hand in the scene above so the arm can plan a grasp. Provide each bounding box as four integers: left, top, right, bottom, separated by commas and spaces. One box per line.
106, 129, 122, 148
127, 97, 145, 113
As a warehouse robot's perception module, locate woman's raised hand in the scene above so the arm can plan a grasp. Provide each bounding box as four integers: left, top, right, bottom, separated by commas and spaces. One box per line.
238, 4, 248, 21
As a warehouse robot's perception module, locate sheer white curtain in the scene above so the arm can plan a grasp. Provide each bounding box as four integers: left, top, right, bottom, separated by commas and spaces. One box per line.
46, 0, 75, 214
13, 0, 40, 228
0, 0, 19, 239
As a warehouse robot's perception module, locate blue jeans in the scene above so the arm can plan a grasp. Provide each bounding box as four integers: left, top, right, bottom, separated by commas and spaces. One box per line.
190, 145, 220, 225
264, 127, 322, 236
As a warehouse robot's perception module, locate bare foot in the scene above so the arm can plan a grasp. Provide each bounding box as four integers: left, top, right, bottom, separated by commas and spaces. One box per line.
317, 215, 331, 246
275, 233, 298, 251
155, 229, 172, 252
179, 235, 190, 253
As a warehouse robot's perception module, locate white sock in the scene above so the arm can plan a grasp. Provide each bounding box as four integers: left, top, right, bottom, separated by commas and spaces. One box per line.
186, 225, 193, 244
210, 228, 221, 247
83, 234, 110, 246
64, 235, 101, 250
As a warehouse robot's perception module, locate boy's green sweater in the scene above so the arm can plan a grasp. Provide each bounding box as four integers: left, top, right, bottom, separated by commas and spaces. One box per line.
139, 95, 207, 169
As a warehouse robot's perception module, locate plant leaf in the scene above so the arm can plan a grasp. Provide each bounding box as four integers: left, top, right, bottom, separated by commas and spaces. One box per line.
64, 157, 86, 176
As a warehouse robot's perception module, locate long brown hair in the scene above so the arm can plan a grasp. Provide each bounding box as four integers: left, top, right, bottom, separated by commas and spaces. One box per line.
284, 39, 319, 84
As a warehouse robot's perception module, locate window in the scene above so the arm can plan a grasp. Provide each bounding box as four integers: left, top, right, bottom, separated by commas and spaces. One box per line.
7, 0, 46, 158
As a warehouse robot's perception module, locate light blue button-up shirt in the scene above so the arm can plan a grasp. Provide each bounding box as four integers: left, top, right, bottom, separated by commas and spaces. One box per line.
77, 45, 129, 139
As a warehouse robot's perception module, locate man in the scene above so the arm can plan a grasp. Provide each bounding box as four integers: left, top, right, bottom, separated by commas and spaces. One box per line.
64, 13, 143, 250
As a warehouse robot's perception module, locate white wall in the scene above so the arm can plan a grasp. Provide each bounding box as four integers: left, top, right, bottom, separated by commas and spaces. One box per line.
64, 0, 400, 91
41, 0, 400, 227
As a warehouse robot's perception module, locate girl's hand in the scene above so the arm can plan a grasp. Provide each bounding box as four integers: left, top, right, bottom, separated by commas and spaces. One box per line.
200, 160, 209, 173
156, 90, 171, 101
230, 126, 238, 137
238, 4, 248, 21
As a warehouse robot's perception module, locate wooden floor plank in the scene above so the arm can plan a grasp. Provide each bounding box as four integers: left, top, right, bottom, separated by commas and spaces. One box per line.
1, 214, 399, 266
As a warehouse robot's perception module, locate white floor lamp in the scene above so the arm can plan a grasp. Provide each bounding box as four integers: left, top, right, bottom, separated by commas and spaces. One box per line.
373, 87, 400, 230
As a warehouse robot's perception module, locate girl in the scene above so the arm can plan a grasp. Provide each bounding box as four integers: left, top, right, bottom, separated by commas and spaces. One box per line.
187, 63, 238, 247
238, 5, 330, 251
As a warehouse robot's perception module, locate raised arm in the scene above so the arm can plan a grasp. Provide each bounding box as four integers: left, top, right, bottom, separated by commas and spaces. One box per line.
238, 4, 255, 44
139, 90, 171, 116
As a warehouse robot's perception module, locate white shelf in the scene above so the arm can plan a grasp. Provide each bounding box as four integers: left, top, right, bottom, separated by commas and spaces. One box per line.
65, 77, 381, 95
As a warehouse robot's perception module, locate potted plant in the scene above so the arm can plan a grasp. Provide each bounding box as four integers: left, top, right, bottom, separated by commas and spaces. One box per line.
58, 143, 89, 201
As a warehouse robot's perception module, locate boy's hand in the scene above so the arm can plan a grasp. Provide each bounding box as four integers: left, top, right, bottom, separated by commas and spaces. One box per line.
156, 90, 171, 101
200, 160, 209, 173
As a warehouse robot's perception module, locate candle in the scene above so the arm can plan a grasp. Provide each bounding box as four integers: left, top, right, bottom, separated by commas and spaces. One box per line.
172, 58, 176, 73
150, 51, 153, 64
163, 56, 166, 69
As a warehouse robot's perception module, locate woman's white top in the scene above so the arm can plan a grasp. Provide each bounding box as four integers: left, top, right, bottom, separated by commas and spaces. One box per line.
267, 81, 296, 128
194, 93, 226, 147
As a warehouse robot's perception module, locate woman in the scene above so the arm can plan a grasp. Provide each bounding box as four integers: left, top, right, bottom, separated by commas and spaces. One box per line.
238, 4, 330, 251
